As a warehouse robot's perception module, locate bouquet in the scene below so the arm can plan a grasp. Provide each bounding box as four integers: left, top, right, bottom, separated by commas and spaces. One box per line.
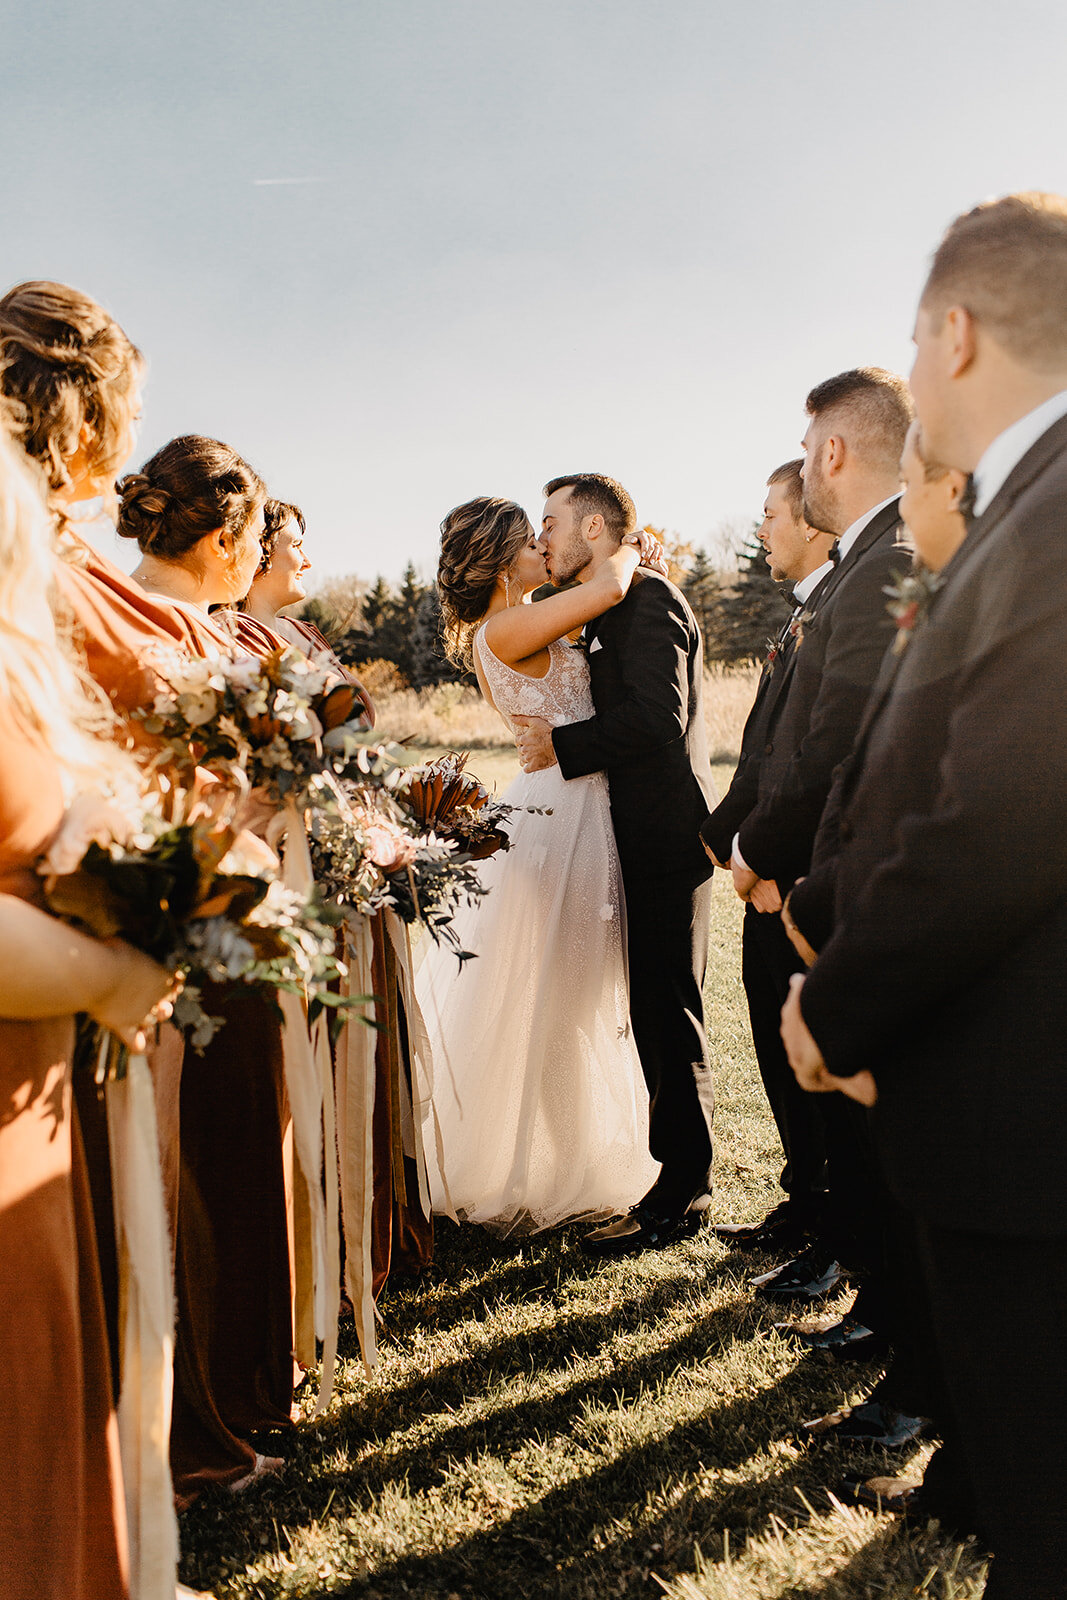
135, 645, 371, 808
396, 752, 518, 859
40, 790, 352, 1076
310, 754, 547, 960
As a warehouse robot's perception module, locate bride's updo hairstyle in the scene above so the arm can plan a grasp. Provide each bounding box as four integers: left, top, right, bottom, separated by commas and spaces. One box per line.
437, 496, 531, 666
0, 280, 144, 512
117, 435, 265, 569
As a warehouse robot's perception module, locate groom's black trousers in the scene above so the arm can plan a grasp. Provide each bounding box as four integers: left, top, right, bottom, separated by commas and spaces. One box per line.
621, 863, 715, 1216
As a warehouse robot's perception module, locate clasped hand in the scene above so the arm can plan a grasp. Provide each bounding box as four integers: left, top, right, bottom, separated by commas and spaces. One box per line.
779, 974, 878, 1106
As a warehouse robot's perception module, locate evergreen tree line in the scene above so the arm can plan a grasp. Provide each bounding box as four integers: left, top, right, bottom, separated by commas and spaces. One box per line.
301, 534, 793, 688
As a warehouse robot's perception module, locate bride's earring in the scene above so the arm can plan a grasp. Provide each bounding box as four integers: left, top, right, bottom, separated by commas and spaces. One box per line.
505, 572, 514, 607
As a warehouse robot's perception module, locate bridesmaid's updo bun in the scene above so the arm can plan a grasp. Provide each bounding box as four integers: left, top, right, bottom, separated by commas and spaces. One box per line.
117, 435, 265, 562
0, 279, 144, 512
437, 497, 531, 666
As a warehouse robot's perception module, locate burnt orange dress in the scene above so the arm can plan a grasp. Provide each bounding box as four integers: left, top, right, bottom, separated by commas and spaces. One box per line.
0, 705, 129, 1600
55, 537, 294, 1500
217, 610, 433, 1295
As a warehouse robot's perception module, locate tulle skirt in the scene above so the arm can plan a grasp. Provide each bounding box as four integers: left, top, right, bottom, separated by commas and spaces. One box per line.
416, 764, 658, 1234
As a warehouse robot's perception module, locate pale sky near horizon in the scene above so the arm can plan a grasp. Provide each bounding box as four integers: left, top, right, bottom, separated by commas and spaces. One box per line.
5, 0, 1066, 582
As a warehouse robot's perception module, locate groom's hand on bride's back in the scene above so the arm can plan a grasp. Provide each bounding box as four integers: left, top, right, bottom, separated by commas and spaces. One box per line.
514, 715, 558, 773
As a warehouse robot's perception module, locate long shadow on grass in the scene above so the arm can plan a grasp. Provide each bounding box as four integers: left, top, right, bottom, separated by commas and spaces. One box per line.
327, 1252, 753, 1448
305, 1354, 859, 1599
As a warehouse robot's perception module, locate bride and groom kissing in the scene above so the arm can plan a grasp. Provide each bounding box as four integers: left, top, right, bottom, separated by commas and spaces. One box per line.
416, 472, 717, 1254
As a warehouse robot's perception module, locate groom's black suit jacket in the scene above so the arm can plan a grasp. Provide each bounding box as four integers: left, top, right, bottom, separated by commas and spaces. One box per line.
733, 498, 905, 893
552, 571, 715, 882
799, 413, 1067, 1237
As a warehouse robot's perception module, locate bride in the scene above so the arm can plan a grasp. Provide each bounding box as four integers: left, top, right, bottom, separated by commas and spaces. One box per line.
416, 495, 661, 1234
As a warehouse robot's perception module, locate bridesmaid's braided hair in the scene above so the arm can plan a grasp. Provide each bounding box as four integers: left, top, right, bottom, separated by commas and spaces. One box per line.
0, 280, 144, 516
437, 496, 532, 668
117, 435, 266, 564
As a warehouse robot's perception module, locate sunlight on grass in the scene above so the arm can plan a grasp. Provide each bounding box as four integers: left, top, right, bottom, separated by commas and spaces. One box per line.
176, 734, 990, 1599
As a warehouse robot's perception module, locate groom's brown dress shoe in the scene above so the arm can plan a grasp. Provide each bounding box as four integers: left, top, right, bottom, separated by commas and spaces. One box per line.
581, 1202, 703, 1257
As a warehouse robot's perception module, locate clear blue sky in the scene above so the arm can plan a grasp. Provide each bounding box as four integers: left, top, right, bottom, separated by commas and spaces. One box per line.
5, 0, 1065, 581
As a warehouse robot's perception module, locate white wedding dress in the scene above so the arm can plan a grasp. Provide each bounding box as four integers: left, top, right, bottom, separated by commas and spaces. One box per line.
415, 623, 659, 1235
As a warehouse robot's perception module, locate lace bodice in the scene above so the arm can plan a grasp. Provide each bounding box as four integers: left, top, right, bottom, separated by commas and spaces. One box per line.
474, 625, 593, 731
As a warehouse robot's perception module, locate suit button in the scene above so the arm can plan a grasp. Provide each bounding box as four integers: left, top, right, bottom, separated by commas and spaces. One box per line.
839, 821, 853, 841
764, 741, 774, 755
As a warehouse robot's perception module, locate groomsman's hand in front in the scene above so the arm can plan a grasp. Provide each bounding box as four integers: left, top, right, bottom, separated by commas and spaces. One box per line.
730, 855, 782, 912
514, 714, 558, 773
780, 974, 878, 1106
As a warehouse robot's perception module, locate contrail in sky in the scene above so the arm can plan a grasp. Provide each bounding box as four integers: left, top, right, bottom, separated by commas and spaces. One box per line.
252, 176, 327, 187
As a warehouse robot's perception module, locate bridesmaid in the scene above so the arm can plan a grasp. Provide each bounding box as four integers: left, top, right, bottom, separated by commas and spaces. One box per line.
0, 285, 276, 1506
116, 437, 296, 1494
236, 497, 375, 724
0, 428, 177, 1600
230, 501, 433, 1335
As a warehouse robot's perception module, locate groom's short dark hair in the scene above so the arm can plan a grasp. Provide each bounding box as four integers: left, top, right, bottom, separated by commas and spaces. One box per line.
543, 473, 637, 541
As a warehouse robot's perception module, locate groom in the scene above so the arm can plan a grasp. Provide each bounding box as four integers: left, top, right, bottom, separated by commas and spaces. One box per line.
515, 473, 716, 1254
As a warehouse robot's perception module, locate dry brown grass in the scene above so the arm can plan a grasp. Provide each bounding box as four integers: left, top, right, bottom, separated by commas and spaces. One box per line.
372, 663, 760, 767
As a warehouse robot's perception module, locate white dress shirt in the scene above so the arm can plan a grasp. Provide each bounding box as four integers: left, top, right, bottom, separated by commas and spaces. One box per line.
834, 494, 901, 566
972, 390, 1067, 517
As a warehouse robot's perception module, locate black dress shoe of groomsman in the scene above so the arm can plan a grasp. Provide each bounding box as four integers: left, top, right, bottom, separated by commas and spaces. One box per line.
750, 1247, 843, 1302
581, 1200, 703, 1258
712, 1200, 813, 1253
835, 1471, 987, 1545
774, 1313, 888, 1363
800, 1399, 930, 1450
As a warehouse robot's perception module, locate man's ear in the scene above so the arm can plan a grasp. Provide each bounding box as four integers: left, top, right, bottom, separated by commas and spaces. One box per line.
944, 305, 977, 379
824, 434, 846, 479
583, 512, 605, 542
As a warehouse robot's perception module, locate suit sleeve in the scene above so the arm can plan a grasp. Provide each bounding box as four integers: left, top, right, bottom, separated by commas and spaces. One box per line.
785, 860, 839, 955
736, 546, 898, 884
700, 753, 760, 862
552, 580, 695, 779
801, 517, 1067, 1076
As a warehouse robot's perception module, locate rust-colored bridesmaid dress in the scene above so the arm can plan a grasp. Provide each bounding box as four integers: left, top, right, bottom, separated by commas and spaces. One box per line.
0, 703, 130, 1600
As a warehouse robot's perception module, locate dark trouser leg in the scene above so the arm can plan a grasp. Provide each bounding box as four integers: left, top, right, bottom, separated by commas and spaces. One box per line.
818, 1096, 882, 1271
741, 905, 827, 1211
915, 1219, 1067, 1597
622, 868, 714, 1217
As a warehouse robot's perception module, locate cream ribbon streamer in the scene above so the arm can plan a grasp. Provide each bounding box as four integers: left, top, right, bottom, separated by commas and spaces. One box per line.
335, 919, 379, 1372
104, 1046, 179, 1600
269, 802, 341, 1415
385, 912, 435, 1221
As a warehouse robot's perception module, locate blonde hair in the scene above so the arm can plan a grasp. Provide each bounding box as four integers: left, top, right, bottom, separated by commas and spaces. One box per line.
437, 497, 532, 666
0, 419, 133, 790
922, 192, 1067, 371
0, 279, 144, 518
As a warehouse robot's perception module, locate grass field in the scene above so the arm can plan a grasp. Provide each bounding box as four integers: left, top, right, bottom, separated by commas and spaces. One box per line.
177, 713, 991, 1599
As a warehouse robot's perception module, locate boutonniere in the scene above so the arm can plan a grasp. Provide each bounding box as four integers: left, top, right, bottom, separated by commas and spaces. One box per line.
790, 608, 815, 650
884, 565, 945, 656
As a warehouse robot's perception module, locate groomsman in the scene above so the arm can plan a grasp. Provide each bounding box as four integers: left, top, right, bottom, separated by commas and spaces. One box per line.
701, 462, 836, 1251
724, 369, 913, 1304
782, 192, 1067, 1598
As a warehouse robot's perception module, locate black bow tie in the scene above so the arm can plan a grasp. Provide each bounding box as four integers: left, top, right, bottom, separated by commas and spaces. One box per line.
828, 542, 841, 565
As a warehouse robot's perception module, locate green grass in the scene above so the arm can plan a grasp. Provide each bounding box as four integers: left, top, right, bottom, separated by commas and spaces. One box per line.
177, 761, 989, 1600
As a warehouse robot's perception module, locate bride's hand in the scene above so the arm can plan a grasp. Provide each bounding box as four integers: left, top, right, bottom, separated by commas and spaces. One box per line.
623, 528, 669, 576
